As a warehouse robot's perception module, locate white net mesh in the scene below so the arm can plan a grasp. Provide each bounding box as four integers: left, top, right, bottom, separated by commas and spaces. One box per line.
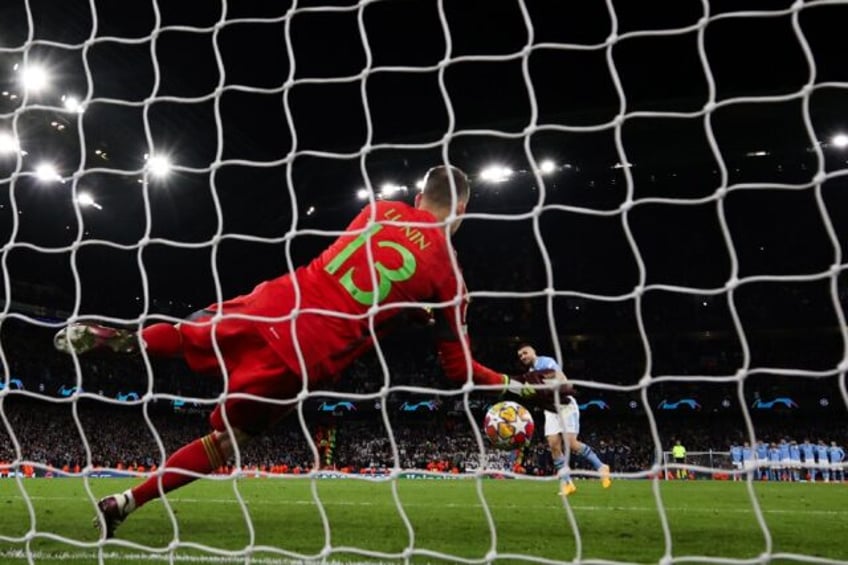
1, 0, 847, 563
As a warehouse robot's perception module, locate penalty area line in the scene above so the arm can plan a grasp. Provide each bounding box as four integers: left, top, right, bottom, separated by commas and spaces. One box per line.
0, 549, 396, 564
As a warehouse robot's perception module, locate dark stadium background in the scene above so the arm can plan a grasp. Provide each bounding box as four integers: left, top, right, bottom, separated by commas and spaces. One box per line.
0, 0, 846, 471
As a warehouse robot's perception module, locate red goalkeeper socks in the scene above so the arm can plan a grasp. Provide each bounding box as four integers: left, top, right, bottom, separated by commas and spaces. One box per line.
131, 434, 226, 508
140, 323, 183, 357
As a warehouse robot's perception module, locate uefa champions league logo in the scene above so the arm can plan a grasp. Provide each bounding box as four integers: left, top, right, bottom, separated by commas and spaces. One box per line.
751, 397, 798, 409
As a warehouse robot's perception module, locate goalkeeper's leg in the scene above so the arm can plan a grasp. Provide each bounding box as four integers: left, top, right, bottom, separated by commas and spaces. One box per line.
93, 428, 239, 538
93, 342, 298, 538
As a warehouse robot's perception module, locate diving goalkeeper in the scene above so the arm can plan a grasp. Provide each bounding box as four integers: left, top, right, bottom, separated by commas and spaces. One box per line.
54, 165, 567, 538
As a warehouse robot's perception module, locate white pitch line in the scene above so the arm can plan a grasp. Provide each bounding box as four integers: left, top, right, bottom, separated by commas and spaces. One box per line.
12, 495, 848, 515
0, 550, 396, 564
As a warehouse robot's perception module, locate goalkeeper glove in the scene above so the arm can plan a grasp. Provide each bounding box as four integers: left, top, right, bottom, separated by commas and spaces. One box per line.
503, 370, 574, 412
503, 374, 537, 399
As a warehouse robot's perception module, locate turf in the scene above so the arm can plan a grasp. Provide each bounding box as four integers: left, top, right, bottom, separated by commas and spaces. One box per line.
0, 477, 845, 564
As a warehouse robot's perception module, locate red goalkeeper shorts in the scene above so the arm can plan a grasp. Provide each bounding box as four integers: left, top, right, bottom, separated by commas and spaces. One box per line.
178, 310, 300, 435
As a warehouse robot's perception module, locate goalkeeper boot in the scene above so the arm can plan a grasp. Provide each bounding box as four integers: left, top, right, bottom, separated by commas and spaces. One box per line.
560, 480, 577, 497
54, 323, 137, 355
600, 464, 612, 489
93, 492, 134, 539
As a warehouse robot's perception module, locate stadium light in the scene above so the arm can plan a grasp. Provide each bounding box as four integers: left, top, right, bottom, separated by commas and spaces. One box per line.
306, 205, 315, 216
62, 94, 84, 113
19, 64, 49, 93
381, 183, 406, 197
479, 164, 513, 183
539, 159, 556, 174
35, 163, 61, 183
831, 133, 848, 149
416, 178, 425, 191
0, 132, 21, 155
77, 192, 102, 210
146, 154, 172, 178
356, 188, 369, 200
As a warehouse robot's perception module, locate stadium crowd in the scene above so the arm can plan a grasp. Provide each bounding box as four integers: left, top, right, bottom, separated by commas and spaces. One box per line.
1, 263, 846, 480
1, 393, 845, 481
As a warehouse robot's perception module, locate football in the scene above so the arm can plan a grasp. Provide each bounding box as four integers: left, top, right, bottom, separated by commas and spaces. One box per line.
483, 400, 535, 450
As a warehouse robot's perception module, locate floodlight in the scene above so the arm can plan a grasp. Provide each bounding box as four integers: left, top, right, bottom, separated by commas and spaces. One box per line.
479, 165, 513, 183
539, 159, 556, 174
77, 192, 102, 210
20, 65, 49, 93
0, 132, 20, 155
62, 95, 84, 113
831, 133, 848, 149
35, 163, 60, 182
416, 179, 425, 190
381, 183, 402, 196
356, 188, 369, 200
147, 155, 172, 178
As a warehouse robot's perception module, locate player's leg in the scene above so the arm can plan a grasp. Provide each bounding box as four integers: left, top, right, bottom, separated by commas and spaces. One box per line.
93, 335, 298, 538
93, 426, 248, 538
544, 410, 575, 496
563, 408, 610, 488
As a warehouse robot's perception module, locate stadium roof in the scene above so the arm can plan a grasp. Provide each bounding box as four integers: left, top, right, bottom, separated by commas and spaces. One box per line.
0, 0, 845, 330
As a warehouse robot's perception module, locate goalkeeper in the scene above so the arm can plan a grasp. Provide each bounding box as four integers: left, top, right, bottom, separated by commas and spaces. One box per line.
516, 343, 611, 496
54, 165, 567, 538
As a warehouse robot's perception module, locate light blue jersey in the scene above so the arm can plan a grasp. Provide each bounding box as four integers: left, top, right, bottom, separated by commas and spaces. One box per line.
756, 442, 768, 460
730, 445, 742, 463
816, 444, 829, 463
829, 445, 844, 464
789, 444, 801, 462
742, 445, 753, 462
778, 442, 790, 461
801, 441, 815, 463
533, 355, 560, 372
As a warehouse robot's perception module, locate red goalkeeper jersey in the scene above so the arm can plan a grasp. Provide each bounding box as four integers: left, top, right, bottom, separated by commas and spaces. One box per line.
229, 201, 504, 387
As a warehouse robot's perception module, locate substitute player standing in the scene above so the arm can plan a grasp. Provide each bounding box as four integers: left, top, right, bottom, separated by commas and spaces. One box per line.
55, 165, 565, 538
516, 343, 611, 496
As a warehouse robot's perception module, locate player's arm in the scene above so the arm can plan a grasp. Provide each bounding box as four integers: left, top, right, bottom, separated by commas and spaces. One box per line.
430, 295, 568, 410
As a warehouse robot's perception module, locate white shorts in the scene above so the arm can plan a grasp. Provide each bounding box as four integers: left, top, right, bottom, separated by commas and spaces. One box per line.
544, 398, 579, 436
743, 460, 756, 471
732, 461, 743, 470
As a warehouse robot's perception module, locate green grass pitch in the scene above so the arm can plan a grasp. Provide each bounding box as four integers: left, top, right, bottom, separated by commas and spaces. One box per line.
0, 477, 846, 564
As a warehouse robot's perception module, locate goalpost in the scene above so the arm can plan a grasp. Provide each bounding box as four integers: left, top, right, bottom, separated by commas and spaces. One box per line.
1, 0, 847, 564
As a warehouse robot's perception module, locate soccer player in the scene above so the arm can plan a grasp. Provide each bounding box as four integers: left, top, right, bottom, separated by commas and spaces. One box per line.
800, 438, 816, 482
778, 438, 791, 481
755, 440, 769, 481
816, 440, 831, 482
516, 343, 611, 496
767, 442, 780, 481
730, 442, 743, 481
741, 441, 755, 480
788, 440, 802, 482
55, 165, 567, 538
829, 441, 845, 482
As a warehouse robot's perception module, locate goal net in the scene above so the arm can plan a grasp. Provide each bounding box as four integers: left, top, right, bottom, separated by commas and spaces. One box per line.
1, 0, 847, 563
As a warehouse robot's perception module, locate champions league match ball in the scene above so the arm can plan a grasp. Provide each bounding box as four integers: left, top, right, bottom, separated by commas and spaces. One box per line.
483, 400, 535, 450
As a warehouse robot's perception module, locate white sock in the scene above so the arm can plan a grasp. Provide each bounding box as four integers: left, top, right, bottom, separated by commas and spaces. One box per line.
122, 489, 137, 513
